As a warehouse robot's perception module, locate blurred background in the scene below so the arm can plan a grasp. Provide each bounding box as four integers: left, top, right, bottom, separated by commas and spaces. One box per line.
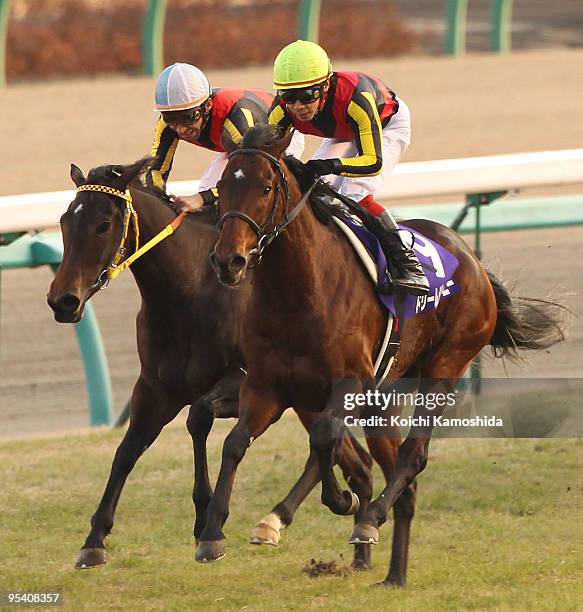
4, 0, 583, 82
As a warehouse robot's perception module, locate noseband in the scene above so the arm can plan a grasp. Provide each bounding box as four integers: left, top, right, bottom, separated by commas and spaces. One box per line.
218, 148, 316, 266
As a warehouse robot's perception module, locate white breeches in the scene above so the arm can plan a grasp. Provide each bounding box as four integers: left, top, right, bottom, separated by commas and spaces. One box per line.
312, 97, 411, 202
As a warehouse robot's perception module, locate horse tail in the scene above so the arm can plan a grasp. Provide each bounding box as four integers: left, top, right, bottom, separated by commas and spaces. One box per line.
486, 270, 566, 360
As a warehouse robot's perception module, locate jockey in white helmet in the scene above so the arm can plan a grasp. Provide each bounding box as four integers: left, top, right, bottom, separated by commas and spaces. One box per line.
144, 62, 304, 211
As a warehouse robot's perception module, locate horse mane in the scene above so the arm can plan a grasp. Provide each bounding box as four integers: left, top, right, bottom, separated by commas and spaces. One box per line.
240, 124, 283, 149
284, 155, 337, 226
85, 159, 218, 225
238, 125, 315, 191
130, 180, 219, 225
130, 179, 174, 206
85, 160, 175, 209
238, 125, 335, 225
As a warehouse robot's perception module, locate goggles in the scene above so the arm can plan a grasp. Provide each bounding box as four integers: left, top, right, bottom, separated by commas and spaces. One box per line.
279, 86, 323, 105
162, 105, 205, 128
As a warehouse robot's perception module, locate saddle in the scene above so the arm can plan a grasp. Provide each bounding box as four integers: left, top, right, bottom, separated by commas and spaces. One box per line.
309, 189, 461, 322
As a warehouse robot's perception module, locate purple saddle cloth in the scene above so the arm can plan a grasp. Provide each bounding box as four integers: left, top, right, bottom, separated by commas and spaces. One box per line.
338, 217, 461, 320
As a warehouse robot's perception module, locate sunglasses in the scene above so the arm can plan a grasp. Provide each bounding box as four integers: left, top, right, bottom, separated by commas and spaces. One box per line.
162, 106, 205, 128
279, 87, 322, 105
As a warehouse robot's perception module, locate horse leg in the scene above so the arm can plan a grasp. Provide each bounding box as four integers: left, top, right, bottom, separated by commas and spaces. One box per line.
338, 430, 375, 570
351, 354, 475, 586
349, 384, 444, 545
250, 408, 321, 545
250, 446, 320, 547
187, 368, 243, 544
309, 378, 364, 517
251, 409, 374, 570
195, 383, 285, 563
387, 479, 417, 585
359, 419, 417, 585
76, 377, 184, 569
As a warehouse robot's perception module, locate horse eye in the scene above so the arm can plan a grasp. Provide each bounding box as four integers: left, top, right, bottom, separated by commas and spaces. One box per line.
263, 186, 272, 195
96, 220, 111, 234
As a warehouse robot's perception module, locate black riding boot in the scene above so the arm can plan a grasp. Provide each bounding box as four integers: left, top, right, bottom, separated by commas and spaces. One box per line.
367, 210, 430, 296
317, 190, 429, 295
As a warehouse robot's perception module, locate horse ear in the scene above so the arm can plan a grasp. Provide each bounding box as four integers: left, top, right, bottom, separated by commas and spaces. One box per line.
266, 128, 294, 159
117, 157, 153, 188
221, 130, 238, 154
70, 164, 86, 187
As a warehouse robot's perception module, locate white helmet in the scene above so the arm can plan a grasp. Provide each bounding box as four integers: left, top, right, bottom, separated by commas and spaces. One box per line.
154, 63, 211, 112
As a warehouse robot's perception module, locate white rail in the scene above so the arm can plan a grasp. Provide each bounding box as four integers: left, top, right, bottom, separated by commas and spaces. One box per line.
2, 148, 583, 234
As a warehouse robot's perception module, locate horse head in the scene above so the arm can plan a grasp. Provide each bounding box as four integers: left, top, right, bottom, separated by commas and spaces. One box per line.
210, 125, 298, 286
47, 158, 150, 322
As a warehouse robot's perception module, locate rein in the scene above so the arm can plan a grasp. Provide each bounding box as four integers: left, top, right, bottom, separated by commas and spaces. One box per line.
76, 184, 186, 294
218, 148, 317, 266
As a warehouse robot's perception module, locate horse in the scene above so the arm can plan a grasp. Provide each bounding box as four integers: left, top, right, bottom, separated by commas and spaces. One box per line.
47, 159, 375, 570
199, 124, 565, 585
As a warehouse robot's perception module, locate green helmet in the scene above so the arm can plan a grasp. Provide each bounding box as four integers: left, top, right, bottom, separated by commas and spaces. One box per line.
273, 40, 332, 90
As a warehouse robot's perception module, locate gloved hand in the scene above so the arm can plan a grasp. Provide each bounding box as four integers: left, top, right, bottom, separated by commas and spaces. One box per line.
304, 158, 340, 182
168, 193, 204, 214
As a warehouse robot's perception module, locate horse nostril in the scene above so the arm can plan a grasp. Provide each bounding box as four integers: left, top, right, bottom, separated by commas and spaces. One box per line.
229, 255, 247, 273
58, 293, 81, 313
209, 251, 218, 268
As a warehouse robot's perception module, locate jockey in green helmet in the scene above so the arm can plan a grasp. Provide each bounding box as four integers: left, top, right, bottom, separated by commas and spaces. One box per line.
269, 40, 428, 296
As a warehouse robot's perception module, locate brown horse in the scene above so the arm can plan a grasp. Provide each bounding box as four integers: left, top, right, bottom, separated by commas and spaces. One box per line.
200, 124, 565, 584
47, 159, 374, 569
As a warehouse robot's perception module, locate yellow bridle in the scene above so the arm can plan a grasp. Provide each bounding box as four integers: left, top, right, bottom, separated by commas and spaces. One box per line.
76, 184, 186, 288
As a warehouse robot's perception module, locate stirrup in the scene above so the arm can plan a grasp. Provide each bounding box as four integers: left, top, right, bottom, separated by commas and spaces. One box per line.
390, 275, 429, 296
380, 280, 393, 295
379, 269, 395, 295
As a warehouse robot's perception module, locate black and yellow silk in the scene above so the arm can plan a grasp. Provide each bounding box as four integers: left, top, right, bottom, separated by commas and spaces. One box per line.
268, 71, 399, 178
145, 88, 273, 204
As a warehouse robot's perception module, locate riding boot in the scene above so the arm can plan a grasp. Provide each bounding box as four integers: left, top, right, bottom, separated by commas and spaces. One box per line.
358, 196, 429, 296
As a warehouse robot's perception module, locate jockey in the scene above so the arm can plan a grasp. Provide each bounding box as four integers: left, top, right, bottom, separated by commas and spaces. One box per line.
144, 62, 304, 211
269, 40, 428, 296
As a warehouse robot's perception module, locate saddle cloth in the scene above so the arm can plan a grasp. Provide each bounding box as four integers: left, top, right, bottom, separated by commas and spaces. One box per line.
333, 215, 460, 321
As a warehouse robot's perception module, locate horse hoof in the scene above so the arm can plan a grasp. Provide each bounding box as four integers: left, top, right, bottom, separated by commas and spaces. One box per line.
195, 540, 226, 563
343, 492, 360, 516
352, 559, 373, 572
249, 513, 282, 546
75, 547, 107, 570
349, 523, 379, 545
377, 576, 406, 588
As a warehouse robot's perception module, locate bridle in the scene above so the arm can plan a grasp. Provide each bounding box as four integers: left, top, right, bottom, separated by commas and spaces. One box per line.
76, 184, 140, 294
218, 148, 316, 266
75, 183, 185, 296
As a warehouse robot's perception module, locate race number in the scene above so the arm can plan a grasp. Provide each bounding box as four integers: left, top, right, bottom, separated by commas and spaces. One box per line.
406, 231, 446, 278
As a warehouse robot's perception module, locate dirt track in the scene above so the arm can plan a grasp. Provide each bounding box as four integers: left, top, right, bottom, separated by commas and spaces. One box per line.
1, 49, 582, 436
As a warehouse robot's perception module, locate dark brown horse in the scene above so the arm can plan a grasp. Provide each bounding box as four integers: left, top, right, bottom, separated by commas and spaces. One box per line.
46, 159, 374, 569
200, 125, 565, 585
